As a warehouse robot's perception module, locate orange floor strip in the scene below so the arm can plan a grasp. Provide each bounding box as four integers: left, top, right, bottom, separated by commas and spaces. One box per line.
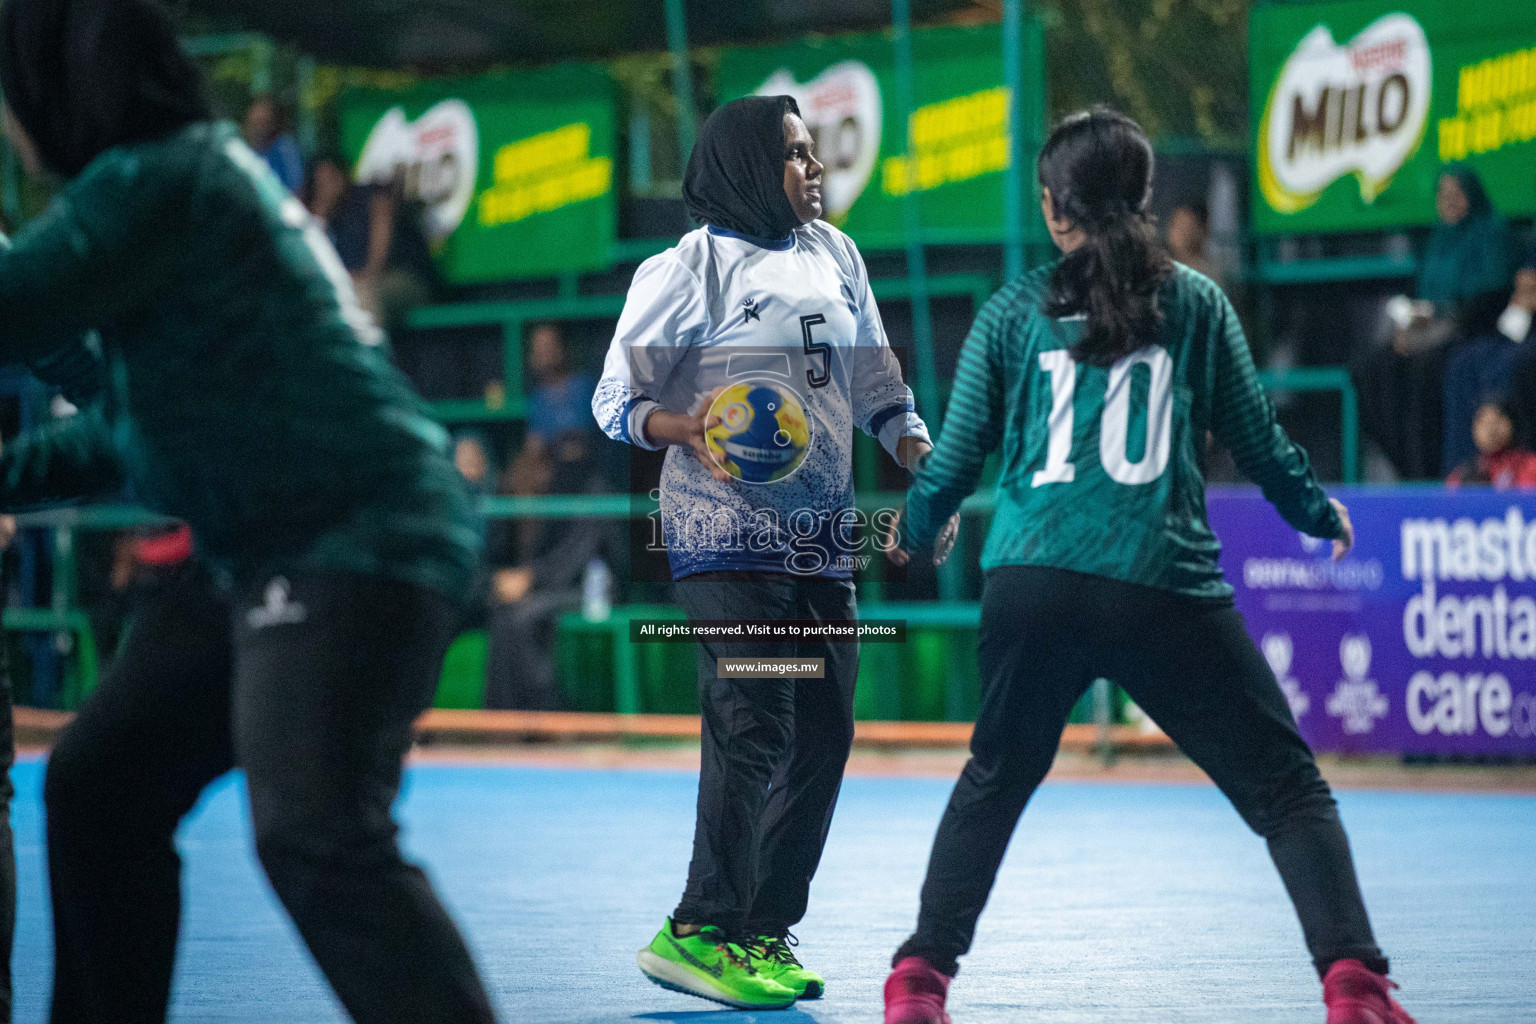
13, 705, 1174, 752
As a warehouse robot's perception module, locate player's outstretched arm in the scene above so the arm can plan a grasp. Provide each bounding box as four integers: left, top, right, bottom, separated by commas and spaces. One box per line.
1208, 290, 1344, 545
0, 407, 124, 512
846, 236, 932, 463
1329, 497, 1354, 562
898, 292, 1007, 559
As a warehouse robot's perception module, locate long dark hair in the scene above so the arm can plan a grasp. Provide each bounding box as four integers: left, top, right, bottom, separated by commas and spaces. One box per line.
0, 0, 211, 178
1039, 107, 1172, 367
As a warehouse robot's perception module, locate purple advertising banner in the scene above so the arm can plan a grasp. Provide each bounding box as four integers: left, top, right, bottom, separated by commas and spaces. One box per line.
1209, 486, 1536, 756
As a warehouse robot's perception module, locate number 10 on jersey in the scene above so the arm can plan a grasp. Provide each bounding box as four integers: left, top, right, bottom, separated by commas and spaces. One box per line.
1032, 346, 1173, 488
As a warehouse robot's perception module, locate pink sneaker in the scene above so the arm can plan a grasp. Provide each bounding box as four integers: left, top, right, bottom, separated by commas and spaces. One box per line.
1323, 959, 1418, 1024
884, 956, 953, 1024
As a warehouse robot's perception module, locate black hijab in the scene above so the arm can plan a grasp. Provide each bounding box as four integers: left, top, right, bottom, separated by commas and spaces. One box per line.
684, 95, 803, 241
0, 0, 211, 179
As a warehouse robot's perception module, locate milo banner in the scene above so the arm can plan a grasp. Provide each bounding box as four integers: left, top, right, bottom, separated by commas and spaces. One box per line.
1210, 487, 1536, 755
1250, 1, 1536, 234
338, 65, 616, 282
716, 23, 1048, 248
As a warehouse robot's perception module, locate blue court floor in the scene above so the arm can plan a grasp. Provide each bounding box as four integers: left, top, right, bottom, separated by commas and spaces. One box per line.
9, 756, 1535, 1023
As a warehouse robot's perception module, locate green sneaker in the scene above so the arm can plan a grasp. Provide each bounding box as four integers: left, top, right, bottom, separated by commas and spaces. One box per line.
748, 932, 824, 999
636, 919, 797, 1010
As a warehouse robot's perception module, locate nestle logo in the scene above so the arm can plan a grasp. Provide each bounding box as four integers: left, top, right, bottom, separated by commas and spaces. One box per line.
1349, 39, 1406, 75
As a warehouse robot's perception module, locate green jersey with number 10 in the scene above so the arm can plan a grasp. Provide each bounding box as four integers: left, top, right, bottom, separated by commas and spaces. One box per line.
903, 263, 1342, 601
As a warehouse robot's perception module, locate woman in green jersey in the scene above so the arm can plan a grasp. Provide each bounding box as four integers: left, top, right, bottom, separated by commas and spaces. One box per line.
0, 1, 493, 1021
881, 108, 1415, 1024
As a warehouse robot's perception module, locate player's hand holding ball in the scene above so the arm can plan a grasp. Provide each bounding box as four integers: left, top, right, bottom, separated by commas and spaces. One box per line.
643, 385, 732, 483
1329, 497, 1354, 562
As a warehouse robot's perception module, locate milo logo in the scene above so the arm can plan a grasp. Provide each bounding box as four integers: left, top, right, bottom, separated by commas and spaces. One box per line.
1258, 13, 1431, 214
756, 61, 882, 221
354, 99, 480, 242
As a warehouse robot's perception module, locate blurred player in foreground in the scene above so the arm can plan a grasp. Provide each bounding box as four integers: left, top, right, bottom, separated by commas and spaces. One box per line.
0, 0, 494, 1021
595, 96, 936, 1010
881, 108, 1415, 1024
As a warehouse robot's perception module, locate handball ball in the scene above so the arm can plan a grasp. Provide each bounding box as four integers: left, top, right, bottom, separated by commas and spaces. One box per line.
705, 381, 811, 484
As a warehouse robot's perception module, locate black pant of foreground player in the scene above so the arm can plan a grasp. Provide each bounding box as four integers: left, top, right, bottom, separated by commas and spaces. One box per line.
634, 572, 858, 1006
888, 567, 1400, 1023
671, 572, 859, 937
44, 565, 494, 1024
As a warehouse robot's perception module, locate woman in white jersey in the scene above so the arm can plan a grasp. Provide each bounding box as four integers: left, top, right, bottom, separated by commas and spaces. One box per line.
881, 108, 1416, 1024
593, 95, 937, 1010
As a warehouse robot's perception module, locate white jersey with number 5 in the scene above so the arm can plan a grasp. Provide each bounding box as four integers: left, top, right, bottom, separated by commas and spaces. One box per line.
593, 220, 929, 579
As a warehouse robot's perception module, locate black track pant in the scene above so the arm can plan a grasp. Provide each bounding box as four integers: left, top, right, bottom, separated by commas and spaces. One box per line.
672, 572, 859, 938
896, 566, 1386, 979
45, 566, 496, 1024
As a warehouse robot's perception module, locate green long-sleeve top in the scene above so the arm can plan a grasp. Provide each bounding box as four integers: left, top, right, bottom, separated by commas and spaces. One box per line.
0, 121, 480, 600
903, 263, 1341, 601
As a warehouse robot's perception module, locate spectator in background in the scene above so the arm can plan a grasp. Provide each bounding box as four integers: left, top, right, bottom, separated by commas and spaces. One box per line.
1446, 398, 1536, 489
242, 94, 303, 195
1443, 242, 1536, 470
1166, 201, 1224, 291
482, 430, 618, 710
304, 155, 375, 280
452, 430, 493, 496
302, 156, 351, 231
361, 176, 437, 337
1355, 165, 1513, 479
302, 157, 436, 337
1502, 233, 1536, 450
524, 323, 596, 442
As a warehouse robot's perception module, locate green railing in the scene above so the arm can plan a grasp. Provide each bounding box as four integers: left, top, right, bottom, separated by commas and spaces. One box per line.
409, 272, 998, 424
5, 363, 1356, 707
1256, 366, 1359, 483
1252, 252, 1419, 286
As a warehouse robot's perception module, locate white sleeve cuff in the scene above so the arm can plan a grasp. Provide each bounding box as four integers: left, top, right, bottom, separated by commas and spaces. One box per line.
628, 399, 665, 451
879, 411, 931, 462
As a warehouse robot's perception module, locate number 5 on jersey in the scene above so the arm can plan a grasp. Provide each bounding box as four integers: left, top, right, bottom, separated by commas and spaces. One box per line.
1032, 346, 1173, 487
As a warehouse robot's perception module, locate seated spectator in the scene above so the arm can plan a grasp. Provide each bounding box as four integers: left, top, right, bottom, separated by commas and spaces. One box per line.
302, 155, 351, 230
525, 323, 597, 442
452, 430, 493, 495
242, 95, 303, 195
1446, 399, 1536, 489
483, 430, 620, 710
1355, 166, 1513, 479
1443, 242, 1536, 470
303, 157, 436, 336
1166, 201, 1224, 291
361, 176, 438, 337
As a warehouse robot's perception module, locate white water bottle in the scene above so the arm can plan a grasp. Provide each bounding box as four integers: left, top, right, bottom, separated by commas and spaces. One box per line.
582, 557, 612, 622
